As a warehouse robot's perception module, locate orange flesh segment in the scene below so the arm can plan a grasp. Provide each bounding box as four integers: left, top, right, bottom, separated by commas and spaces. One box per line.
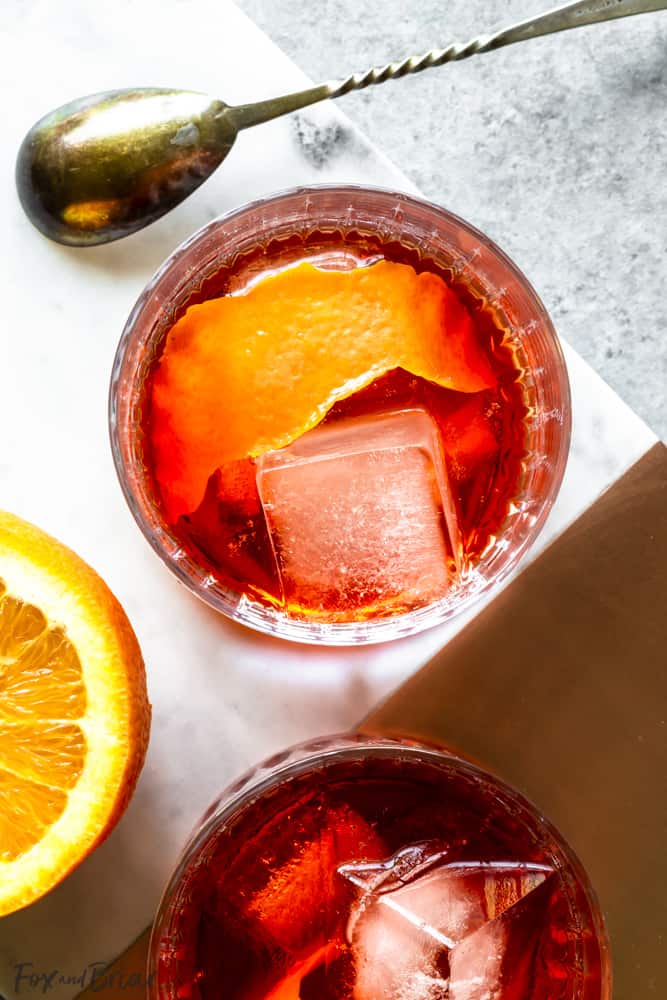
0, 771, 68, 861
150, 260, 496, 519
0, 587, 87, 862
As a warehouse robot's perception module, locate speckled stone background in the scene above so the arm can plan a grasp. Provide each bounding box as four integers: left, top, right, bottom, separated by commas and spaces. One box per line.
239, 0, 667, 438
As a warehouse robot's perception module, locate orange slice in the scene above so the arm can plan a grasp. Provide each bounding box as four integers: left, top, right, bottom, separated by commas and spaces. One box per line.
0, 511, 150, 916
150, 260, 496, 519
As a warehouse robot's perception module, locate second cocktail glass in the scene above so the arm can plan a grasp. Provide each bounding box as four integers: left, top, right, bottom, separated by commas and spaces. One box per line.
150, 735, 609, 1000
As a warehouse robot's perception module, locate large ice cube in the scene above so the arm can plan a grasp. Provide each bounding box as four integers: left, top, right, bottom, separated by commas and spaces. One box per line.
341, 843, 553, 1000
448, 878, 554, 1000
256, 408, 459, 618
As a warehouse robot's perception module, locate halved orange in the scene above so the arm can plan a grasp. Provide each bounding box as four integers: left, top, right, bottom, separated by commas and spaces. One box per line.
150, 260, 496, 519
0, 511, 150, 916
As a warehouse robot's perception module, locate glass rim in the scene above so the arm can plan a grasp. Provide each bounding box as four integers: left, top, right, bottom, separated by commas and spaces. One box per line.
147, 732, 610, 999
109, 183, 572, 645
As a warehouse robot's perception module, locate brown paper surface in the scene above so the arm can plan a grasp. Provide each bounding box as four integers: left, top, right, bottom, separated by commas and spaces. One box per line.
363, 441, 667, 999
77, 442, 667, 999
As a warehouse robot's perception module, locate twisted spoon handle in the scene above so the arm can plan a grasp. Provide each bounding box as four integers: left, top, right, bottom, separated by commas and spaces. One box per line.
232, 0, 667, 129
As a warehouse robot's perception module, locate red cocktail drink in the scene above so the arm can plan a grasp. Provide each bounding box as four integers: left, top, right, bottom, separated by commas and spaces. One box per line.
111, 187, 570, 642
151, 738, 608, 999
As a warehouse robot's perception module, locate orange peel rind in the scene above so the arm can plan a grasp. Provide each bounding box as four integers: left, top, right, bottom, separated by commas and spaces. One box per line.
150, 260, 496, 519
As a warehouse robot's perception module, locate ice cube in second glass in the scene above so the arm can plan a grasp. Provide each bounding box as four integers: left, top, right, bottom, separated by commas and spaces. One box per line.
256, 408, 459, 619
339, 844, 554, 1000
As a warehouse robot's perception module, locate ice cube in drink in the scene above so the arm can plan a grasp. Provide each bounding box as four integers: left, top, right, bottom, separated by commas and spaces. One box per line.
256, 408, 459, 620
342, 845, 554, 999
448, 877, 555, 1000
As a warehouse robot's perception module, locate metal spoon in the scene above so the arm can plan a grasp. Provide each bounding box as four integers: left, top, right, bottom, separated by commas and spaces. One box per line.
16, 0, 667, 247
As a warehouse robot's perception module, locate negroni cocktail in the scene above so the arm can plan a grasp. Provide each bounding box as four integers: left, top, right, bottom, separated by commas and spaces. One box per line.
145, 242, 525, 620
111, 187, 570, 640
151, 738, 607, 999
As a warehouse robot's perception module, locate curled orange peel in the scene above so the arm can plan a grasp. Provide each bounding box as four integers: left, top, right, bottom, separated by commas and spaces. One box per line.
150, 261, 495, 519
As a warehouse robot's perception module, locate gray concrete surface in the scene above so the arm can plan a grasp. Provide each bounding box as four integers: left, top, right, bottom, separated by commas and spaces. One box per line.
239, 0, 667, 438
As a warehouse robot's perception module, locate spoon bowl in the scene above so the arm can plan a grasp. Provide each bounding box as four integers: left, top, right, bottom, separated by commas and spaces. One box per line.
16, 89, 238, 246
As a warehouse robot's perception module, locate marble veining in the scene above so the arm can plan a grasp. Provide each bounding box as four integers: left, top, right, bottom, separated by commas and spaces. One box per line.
0, 1, 657, 996
291, 113, 358, 168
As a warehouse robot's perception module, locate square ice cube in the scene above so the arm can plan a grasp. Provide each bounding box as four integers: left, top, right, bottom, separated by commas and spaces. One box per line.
341, 845, 554, 1000
256, 408, 459, 618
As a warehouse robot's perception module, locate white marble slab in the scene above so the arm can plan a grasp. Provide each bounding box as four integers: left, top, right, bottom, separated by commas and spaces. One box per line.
0, 1, 657, 996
